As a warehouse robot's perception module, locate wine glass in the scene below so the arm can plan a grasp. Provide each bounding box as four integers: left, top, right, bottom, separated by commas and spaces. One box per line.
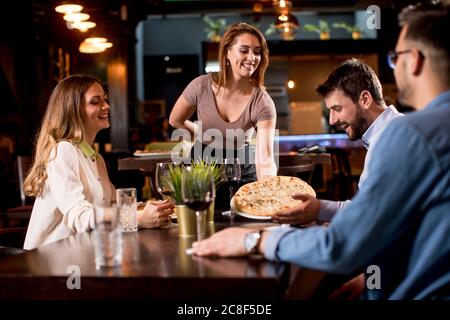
155, 162, 174, 227
223, 158, 241, 225
181, 166, 215, 241
155, 162, 173, 198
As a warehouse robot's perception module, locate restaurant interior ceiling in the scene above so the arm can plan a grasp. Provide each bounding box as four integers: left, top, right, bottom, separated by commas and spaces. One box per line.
141, 0, 417, 16
27, 0, 421, 26
8, 0, 421, 56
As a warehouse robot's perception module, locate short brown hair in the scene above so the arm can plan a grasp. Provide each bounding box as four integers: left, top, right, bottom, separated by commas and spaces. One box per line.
316, 59, 384, 105
399, 4, 450, 82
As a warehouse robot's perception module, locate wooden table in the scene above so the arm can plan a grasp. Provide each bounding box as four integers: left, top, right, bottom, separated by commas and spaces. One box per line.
118, 152, 331, 200
118, 154, 172, 172
118, 153, 331, 172
0, 219, 297, 300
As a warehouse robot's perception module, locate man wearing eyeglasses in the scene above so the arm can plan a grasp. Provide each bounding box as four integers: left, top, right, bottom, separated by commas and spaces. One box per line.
192, 5, 450, 300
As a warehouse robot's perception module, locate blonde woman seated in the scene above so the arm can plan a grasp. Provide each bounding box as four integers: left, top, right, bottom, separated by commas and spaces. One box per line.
23, 74, 174, 250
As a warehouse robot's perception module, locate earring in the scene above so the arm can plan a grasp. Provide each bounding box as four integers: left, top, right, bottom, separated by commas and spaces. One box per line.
226, 59, 230, 66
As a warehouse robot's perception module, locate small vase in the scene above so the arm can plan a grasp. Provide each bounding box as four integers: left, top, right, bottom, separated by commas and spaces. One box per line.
209, 34, 221, 42
175, 205, 202, 237
352, 31, 362, 40
319, 32, 330, 40
206, 198, 215, 223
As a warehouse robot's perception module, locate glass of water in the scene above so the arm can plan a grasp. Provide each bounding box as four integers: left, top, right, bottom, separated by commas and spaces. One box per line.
93, 204, 123, 268
116, 188, 138, 232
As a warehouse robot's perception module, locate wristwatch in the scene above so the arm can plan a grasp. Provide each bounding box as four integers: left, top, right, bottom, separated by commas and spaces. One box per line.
244, 230, 262, 254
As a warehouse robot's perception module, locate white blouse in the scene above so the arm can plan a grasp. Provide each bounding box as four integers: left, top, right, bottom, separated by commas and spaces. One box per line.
24, 141, 115, 250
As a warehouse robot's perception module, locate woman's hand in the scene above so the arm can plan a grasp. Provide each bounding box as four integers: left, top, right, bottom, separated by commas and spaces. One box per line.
137, 199, 174, 229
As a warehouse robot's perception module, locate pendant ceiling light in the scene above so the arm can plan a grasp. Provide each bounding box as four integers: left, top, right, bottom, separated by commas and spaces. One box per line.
272, 0, 299, 40
273, 0, 292, 15
55, 2, 114, 54
63, 12, 90, 22
71, 21, 96, 32
79, 37, 113, 54
55, 3, 83, 14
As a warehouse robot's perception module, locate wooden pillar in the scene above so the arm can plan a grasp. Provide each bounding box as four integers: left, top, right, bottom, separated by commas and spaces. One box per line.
107, 58, 129, 152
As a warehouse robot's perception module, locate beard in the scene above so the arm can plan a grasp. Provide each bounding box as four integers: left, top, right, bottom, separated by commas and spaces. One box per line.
336, 107, 369, 141
395, 61, 414, 108
397, 81, 414, 108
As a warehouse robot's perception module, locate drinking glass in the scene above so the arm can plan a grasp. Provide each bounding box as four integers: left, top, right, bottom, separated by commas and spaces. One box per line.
116, 188, 138, 232
223, 158, 241, 224
181, 166, 215, 241
155, 162, 174, 227
155, 162, 174, 199
93, 204, 123, 268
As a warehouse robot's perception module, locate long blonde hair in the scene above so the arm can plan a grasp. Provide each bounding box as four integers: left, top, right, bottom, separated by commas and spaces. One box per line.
24, 74, 101, 197
212, 22, 269, 89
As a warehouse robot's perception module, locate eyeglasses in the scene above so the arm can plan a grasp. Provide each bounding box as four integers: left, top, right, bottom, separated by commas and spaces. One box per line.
387, 50, 413, 69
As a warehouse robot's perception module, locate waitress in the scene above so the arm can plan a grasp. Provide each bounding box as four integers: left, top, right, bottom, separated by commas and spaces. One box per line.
169, 22, 277, 209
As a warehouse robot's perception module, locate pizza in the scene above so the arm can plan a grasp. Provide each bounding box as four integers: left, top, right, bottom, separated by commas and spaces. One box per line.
233, 176, 316, 216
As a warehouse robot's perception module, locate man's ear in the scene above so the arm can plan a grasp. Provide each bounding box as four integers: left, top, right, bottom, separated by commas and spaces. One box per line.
359, 90, 373, 110
411, 49, 425, 76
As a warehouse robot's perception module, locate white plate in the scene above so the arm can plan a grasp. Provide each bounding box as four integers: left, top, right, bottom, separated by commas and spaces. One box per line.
230, 198, 271, 220
133, 151, 173, 159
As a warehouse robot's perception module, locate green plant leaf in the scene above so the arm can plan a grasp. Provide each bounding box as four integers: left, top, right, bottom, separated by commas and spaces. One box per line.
167, 164, 184, 204
332, 22, 361, 33
304, 20, 329, 33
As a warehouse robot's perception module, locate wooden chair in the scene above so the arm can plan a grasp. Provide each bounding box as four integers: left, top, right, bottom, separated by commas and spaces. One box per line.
326, 147, 359, 200
2, 155, 33, 228
0, 147, 16, 226
277, 154, 316, 184
0, 227, 27, 259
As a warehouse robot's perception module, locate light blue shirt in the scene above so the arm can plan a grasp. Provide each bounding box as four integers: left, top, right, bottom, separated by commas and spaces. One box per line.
265, 91, 450, 299
318, 105, 404, 222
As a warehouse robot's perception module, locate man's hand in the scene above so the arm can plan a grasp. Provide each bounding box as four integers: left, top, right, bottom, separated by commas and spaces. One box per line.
272, 193, 320, 225
191, 227, 251, 257
328, 273, 365, 300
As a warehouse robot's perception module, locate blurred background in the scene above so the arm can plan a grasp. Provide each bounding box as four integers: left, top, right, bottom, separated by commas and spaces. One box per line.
0, 0, 420, 209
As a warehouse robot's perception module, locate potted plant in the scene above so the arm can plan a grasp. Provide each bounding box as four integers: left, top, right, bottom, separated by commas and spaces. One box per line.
332, 22, 363, 39
163, 161, 223, 236
203, 16, 227, 42
191, 160, 223, 223
304, 20, 330, 40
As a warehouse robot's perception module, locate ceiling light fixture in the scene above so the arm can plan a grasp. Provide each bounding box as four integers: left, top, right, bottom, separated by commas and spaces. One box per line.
273, 0, 292, 15
275, 13, 299, 40
63, 12, 90, 22
85, 37, 108, 44
55, 3, 114, 54
79, 37, 113, 54
71, 21, 96, 32
55, 3, 83, 14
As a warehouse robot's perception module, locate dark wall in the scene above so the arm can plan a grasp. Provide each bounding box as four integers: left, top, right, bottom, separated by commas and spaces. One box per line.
143, 54, 199, 117
1, 1, 50, 154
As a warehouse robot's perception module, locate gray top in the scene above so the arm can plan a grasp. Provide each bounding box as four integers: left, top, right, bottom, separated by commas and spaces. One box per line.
182, 73, 276, 148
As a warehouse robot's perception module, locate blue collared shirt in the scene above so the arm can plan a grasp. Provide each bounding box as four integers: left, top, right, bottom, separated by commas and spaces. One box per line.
265, 91, 450, 299
318, 105, 403, 222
